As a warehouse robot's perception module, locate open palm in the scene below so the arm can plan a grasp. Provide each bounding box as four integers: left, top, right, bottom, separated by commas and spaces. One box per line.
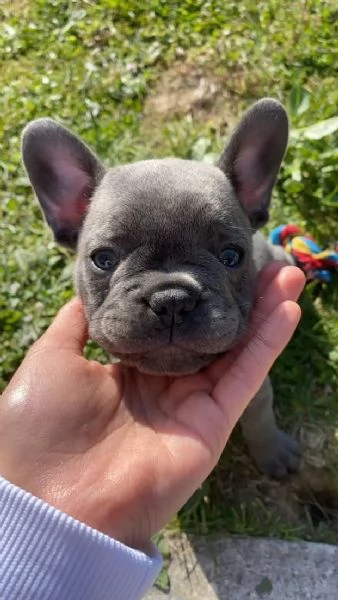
0, 263, 304, 551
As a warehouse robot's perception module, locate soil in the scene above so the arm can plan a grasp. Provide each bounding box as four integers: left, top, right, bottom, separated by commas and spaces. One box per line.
142, 56, 246, 135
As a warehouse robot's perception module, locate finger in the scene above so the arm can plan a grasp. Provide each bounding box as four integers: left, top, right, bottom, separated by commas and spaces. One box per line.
212, 300, 301, 432
207, 266, 305, 384
39, 297, 88, 355
255, 265, 305, 314
255, 260, 288, 301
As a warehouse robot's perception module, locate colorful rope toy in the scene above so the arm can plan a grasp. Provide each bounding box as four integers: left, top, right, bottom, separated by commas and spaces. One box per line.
270, 224, 338, 283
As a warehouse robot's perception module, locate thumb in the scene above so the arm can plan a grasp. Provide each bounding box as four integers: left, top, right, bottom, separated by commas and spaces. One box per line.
40, 297, 88, 355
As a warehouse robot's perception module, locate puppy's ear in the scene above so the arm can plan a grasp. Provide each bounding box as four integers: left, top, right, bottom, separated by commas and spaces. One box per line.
22, 118, 105, 249
218, 98, 288, 229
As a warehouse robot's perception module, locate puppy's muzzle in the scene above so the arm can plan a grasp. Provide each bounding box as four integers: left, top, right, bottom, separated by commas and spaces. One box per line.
146, 284, 201, 328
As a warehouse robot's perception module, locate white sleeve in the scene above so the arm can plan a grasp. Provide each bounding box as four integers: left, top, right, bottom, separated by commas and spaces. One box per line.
0, 477, 162, 600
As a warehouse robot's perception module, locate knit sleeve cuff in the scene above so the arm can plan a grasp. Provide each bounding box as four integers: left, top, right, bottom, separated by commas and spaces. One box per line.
0, 477, 162, 600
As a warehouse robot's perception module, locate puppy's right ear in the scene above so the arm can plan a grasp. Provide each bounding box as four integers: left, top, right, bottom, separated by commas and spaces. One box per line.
22, 119, 105, 249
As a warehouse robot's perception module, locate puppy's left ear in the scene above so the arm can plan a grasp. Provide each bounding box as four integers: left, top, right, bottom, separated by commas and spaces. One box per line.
218, 98, 288, 229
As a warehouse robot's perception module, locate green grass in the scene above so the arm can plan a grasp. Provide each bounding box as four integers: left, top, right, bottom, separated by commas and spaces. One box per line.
1, 0, 337, 544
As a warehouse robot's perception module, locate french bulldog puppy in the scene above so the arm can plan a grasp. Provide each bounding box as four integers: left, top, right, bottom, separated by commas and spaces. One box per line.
22, 98, 300, 478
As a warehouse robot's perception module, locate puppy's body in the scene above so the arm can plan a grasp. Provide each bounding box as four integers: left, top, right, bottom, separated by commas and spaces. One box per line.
22, 99, 300, 478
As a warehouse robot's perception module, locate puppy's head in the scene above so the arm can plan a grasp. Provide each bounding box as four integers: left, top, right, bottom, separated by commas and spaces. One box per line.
22, 99, 288, 375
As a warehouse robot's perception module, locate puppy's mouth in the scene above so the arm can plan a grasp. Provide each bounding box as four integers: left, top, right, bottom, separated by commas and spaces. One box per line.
110, 343, 219, 361
99, 341, 228, 376
87, 299, 248, 375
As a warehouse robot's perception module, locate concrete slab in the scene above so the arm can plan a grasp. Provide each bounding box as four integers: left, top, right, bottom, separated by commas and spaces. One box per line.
145, 534, 338, 599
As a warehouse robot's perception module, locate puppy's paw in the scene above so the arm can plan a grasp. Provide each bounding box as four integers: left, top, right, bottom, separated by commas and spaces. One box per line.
250, 429, 301, 479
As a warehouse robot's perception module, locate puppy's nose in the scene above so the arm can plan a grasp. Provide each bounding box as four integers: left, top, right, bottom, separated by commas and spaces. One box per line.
147, 287, 200, 327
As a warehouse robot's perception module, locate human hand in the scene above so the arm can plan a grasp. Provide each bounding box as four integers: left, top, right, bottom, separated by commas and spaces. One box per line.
0, 263, 305, 551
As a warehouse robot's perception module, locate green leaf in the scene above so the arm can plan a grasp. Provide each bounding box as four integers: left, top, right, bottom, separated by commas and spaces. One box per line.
152, 533, 171, 559
289, 85, 310, 117
292, 116, 338, 140
155, 566, 170, 593
191, 137, 211, 160
6, 198, 18, 211
152, 533, 171, 593
203, 151, 219, 164
322, 185, 338, 207
59, 262, 75, 282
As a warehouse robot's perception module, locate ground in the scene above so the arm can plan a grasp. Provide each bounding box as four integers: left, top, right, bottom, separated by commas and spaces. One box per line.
1, 0, 337, 546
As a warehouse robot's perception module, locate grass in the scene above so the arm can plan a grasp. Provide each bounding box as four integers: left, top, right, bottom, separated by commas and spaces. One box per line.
1, 0, 337, 545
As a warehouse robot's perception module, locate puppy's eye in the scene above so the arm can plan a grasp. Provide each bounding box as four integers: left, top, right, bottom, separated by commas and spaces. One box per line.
220, 246, 243, 268
91, 248, 117, 271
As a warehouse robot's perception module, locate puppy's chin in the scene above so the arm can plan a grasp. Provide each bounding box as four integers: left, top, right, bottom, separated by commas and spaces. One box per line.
111, 349, 220, 376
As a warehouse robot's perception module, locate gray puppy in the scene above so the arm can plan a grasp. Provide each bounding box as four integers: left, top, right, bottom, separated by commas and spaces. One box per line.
22, 98, 300, 478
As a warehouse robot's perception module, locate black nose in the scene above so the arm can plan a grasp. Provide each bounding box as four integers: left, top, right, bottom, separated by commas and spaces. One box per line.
147, 287, 200, 327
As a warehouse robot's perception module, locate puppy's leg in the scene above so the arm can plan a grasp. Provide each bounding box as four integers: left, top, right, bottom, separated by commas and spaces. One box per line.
240, 377, 300, 478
